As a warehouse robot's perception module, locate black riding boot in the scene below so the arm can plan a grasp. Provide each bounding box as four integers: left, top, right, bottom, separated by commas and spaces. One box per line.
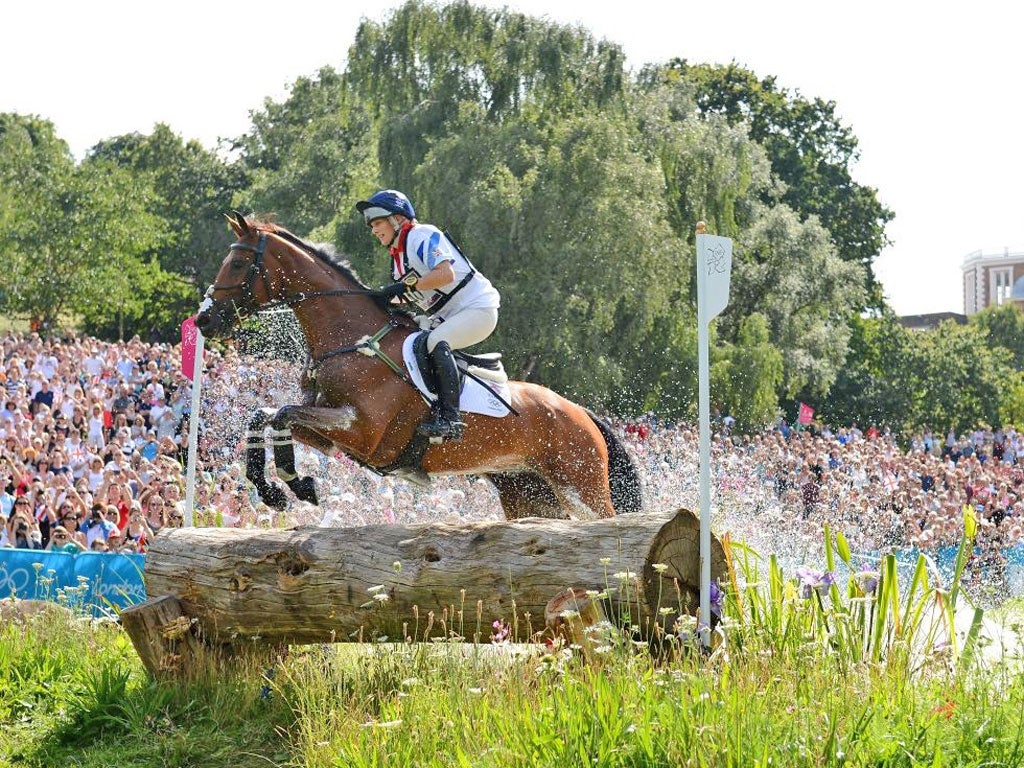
417, 341, 465, 441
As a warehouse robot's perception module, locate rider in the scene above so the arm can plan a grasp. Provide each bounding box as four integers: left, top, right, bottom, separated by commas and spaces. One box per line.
355, 189, 500, 442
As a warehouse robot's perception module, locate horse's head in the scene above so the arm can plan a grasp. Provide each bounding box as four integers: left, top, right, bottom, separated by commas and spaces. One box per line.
195, 212, 280, 338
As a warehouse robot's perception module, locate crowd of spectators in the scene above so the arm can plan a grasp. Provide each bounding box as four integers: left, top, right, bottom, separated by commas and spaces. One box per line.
2, 330, 1022, 599
623, 416, 1024, 598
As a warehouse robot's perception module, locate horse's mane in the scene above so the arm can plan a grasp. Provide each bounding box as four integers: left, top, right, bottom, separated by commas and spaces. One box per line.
248, 217, 372, 290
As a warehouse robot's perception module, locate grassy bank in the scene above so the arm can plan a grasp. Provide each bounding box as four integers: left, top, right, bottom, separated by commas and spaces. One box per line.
2, 609, 1023, 768
4, 523, 1024, 767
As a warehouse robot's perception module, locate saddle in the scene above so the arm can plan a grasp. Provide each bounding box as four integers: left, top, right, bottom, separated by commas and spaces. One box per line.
410, 332, 508, 393
367, 332, 513, 486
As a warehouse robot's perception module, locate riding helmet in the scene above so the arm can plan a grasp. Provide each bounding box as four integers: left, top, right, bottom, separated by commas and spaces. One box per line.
355, 189, 416, 224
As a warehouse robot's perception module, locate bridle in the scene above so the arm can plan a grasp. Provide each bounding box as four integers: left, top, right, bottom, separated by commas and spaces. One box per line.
206, 229, 378, 321
207, 232, 271, 319
202, 224, 421, 372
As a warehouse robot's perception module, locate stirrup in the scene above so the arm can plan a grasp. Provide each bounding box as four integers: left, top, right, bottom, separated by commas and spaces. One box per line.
417, 413, 465, 442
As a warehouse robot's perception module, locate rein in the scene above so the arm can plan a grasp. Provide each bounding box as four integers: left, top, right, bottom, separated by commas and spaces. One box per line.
210, 227, 421, 391
209, 231, 379, 318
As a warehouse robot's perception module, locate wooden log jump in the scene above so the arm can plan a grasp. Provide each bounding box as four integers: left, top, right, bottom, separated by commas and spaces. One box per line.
122, 508, 726, 676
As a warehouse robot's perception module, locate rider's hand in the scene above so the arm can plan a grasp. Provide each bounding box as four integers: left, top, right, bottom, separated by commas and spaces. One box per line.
376, 282, 411, 301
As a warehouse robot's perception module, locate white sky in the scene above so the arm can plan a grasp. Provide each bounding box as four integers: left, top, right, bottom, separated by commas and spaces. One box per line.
3, 1, 1022, 316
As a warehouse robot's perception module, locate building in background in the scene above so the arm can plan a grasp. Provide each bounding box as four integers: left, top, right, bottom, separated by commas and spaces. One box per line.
962, 248, 1024, 316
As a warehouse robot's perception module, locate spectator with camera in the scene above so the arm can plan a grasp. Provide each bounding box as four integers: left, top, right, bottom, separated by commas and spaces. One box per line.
2, 497, 43, 549
80, 503, 118, 548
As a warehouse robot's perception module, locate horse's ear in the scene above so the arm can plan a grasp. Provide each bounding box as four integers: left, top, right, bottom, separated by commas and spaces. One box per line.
224, 210, 249, 238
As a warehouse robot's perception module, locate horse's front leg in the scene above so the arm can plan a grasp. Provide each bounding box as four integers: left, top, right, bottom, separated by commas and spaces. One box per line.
245, 408, 291, 510
270, 403, 369, 504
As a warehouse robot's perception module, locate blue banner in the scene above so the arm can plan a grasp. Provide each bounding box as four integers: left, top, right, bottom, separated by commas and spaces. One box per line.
887, 544, 1024, 597
0, 550, 146, 616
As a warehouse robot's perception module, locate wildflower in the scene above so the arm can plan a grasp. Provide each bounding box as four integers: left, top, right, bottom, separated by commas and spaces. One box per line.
372, 592, 390, 603
855, 564, 879, 595
392, 560, 402, 573
709, 581, 725, 617
599, 557, 612, 566
652, 563, 669, 574
367, 584, 386, 595
490, 619, 510, 643
613, 570, 636, 582
795, 566, 835, 599
675, 614, 698, 639
559, 609, 580, 620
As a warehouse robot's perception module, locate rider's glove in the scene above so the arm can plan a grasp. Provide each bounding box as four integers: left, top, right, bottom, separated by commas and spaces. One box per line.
376, 281, 411, 301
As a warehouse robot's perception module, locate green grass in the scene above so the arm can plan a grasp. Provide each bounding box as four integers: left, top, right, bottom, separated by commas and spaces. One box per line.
3, 521, 1024, 768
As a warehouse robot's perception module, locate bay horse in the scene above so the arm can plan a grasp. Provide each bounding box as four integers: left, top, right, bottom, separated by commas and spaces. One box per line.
194, 213, 642, 520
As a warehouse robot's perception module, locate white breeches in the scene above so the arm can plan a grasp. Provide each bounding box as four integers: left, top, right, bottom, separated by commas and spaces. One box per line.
426, 307, 498, 352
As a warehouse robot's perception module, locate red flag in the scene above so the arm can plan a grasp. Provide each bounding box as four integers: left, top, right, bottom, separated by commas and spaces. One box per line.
181, 317, 200, 381
797, 402, 815, 426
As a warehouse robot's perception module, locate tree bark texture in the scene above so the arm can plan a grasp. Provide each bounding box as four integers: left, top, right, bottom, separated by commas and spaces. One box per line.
141, 508, 726, 646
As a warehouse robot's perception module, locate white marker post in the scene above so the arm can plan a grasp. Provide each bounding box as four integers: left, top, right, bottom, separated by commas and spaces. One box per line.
695, 221, 732, 648
181, 315, 206, 527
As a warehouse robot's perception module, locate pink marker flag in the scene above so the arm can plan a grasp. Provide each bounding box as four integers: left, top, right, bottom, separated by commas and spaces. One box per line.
181, 317, 200, 381
797, 402, 815, 426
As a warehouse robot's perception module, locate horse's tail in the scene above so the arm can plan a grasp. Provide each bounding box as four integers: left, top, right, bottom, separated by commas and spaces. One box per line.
586, 410, 643, 514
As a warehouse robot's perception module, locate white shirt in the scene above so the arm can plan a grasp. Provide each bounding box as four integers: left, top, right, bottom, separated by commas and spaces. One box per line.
34, 355, 58, 380
83, 355, 104, 379
394, 224, 500, 320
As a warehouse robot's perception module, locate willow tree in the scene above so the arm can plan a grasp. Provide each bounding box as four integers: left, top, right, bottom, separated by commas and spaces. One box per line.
345, 0, 628, 187
730, 204, 865, 399
654, 60, 894, 308
413, 106, 684, 409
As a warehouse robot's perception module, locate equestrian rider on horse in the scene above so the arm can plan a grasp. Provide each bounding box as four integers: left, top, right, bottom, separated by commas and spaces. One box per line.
356, 190, 501, 442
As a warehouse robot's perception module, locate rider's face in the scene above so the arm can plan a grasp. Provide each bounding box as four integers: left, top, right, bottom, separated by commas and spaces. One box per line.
369, 216, 400, 247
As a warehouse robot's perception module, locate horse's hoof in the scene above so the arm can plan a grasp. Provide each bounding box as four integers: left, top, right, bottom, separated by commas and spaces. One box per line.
262, 483, 290, 511
292, 476, 319, 506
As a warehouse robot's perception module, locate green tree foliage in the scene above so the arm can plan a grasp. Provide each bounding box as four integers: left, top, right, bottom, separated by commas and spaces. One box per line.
970, 303, 1024, 371
235, 67, 380, 244
415, 107, 684, 408
911, 319, 1010, 434
0, 114, 165, 333
998, 371, 1024, 428
826, 312, 917, 432
830, 313, 1021, 435
89, 124, 246, 289
346, 0, 628, 186
0, 114, 75, 322
655, 61, 894, 308
633, 78, 772, 241
712, 313, 783, 432
730, 205, 865, 398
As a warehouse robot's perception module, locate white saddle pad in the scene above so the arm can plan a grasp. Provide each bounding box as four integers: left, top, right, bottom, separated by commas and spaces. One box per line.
402, 334, 512, 418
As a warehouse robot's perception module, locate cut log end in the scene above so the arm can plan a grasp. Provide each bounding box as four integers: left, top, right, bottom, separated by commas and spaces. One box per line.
643, 508, 728, 617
